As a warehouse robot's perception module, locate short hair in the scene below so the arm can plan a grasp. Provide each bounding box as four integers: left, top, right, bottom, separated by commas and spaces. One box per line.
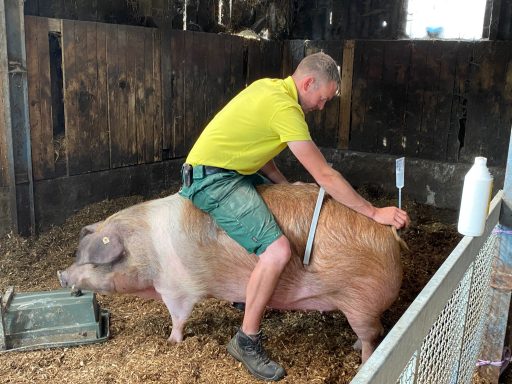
295, 52, 341, 93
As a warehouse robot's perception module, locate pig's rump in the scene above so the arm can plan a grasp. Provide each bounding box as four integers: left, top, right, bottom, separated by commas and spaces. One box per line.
179, 183, 403, 316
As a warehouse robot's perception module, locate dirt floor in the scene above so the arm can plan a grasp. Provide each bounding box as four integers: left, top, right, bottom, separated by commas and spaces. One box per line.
0, 182, 496, 383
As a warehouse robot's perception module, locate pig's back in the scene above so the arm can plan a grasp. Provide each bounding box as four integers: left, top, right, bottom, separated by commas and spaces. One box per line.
173, 184, 402, 313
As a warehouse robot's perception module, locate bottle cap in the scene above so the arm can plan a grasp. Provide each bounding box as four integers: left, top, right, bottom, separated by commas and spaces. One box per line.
475, 157, 487, 166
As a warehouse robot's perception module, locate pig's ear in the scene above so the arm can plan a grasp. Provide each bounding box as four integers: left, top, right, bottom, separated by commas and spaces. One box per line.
79, 232, 124, 265
79, 222, 103, 241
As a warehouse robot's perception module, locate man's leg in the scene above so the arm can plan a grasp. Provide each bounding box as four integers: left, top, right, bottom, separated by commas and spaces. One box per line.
242, 235, 291, 334
227, 235, 291, 381
181, 171, 289, 380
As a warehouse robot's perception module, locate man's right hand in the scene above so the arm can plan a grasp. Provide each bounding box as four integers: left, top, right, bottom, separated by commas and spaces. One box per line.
373, 206, 410, 229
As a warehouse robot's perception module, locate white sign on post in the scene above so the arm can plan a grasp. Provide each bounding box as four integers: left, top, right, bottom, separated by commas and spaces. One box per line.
396, 157, 405, 209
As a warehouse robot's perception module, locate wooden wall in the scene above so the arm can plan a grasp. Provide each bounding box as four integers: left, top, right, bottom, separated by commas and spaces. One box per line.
7, 15, 510, 233
284, 40, 512, 167
25, 15, 512, 189
25, 16, 283, 185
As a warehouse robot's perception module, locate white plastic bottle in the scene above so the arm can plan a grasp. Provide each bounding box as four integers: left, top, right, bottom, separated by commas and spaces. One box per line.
457, 157, 493, 236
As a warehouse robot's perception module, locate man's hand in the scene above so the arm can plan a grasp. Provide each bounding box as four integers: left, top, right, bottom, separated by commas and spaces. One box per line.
373, 206, 410, 229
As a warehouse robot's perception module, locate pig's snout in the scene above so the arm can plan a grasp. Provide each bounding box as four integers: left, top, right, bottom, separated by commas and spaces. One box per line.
57, 270, 68, 287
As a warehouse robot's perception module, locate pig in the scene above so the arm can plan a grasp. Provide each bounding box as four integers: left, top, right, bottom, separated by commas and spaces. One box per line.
58, 183, 406, 362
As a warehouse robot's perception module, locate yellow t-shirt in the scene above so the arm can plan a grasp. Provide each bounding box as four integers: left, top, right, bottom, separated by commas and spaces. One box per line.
186, 76, 311, 175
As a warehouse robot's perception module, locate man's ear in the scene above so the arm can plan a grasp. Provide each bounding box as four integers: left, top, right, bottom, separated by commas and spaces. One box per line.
303, 76, 315, 91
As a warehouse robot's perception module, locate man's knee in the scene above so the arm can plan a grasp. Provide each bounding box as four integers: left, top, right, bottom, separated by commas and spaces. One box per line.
260, 235, 291, 269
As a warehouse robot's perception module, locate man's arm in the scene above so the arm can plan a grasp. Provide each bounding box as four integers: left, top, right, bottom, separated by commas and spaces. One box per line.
259, 160, 290, 184
287, 140, 410, 229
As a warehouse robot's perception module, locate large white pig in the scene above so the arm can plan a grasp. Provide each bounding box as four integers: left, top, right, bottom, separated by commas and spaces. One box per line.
58, 183, 406, 362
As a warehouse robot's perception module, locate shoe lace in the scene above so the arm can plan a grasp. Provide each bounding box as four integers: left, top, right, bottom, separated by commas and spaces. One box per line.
246, 336, 270, 364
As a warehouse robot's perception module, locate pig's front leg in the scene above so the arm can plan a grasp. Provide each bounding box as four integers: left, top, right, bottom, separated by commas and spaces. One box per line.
160, 293, 198, 343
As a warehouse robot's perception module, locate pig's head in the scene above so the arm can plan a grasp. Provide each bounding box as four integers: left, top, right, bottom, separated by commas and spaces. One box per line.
58, 221, 155, 295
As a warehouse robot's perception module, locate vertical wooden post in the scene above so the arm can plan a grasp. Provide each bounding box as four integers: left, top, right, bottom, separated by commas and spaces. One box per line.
338, 39, 354, 150
0, 0, 17, 235
478, 126, 512, 381
3, 0, 35, 236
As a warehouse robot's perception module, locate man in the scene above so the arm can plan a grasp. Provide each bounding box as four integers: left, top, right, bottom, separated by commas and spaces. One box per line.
179, 52, 410, 381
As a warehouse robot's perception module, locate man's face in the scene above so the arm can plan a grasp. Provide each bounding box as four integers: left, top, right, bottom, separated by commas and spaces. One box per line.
299, 78, 338, 114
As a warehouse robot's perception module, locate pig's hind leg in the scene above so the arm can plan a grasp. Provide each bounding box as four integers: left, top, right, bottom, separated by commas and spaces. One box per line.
160, 293, 198, 343
344, 312, 384, 363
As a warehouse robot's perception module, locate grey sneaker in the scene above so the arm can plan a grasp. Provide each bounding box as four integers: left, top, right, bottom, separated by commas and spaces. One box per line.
227, 329, 286, 381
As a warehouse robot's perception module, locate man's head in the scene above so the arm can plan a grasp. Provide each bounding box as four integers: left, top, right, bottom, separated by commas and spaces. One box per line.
292, 52, 341, 113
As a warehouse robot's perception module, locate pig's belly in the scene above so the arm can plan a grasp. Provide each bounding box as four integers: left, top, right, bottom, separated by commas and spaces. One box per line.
268, 296, 338, 312
211, 283, 339, 312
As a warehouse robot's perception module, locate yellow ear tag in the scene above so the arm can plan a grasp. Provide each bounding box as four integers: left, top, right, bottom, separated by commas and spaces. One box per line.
102, 236, 110, 245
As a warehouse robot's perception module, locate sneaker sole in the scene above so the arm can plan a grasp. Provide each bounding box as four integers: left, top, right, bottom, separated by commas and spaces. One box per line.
227, 341, 285, 382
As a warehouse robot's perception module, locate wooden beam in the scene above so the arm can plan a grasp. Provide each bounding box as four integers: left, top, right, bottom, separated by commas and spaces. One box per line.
0, 0, 17, 235
338, 40, 354, 150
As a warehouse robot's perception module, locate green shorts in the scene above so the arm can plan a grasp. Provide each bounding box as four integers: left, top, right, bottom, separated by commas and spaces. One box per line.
178, 166, 282, 255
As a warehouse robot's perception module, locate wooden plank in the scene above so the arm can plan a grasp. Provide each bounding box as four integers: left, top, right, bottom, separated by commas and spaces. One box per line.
110, 24, 132, 167
132, 27, 145, 164
151, 29, 163, 162
170, 29, 185, 157
283, 40, 305, 76
26, 17, 54, 181
493, 42, 512, 165
62, 19, 80, 175
142, 29, 154, 163
205, 33, 226, 124
74, 21, 90, 174
106, 23, 119, 168
431, 42, 457, 162
447, 42, 472, 163
355, 40, 385, 153
404, 41, 429, 158
182, 31, 197, 155
261, 40, 282, 79
247, 38, 263, 85
379, 40, 410, 156
192, 32, 209, 145
95, 22, 109, 170
84, 21, 100, 172
0, 0, 15, 232
33, 159, 184, 232
25, 17, 43, 180
227, 35, 245, 101
160, 27, 172, 157
463, 41, 508, 166
418, 41, 451, 161
338, 39, 354, 149
36, 17, 54, 179
219, 34, 232, 108
125, 26, 138, 166
349, 39, 368, 152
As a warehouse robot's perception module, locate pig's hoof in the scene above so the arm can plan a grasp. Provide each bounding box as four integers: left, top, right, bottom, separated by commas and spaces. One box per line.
70, 285, 83, 297
167, 333, 183, 344
352, 339, 362, 351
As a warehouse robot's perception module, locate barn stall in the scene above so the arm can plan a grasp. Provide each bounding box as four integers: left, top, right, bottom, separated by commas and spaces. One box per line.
1, 0, 512, 383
